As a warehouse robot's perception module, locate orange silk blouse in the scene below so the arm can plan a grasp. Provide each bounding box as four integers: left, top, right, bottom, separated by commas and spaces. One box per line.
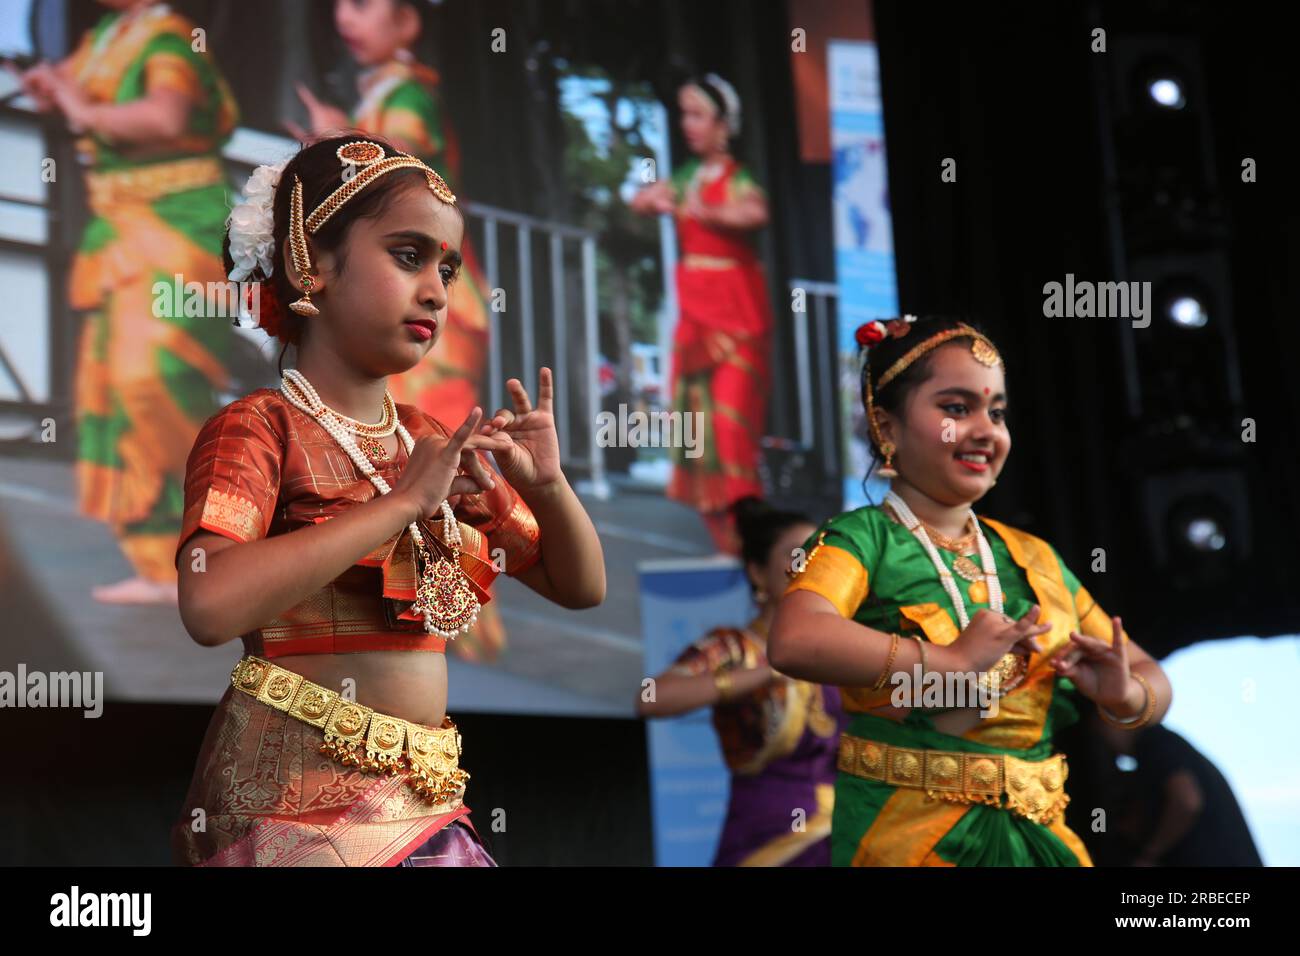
174, 388, 541, 655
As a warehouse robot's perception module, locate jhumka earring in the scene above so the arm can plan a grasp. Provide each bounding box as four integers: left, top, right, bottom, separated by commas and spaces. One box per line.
290, 274, 319, 317
288, 176, 320, 317
877, 441, 899, 478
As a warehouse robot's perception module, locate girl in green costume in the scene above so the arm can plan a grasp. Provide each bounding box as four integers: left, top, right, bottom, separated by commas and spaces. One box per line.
770, 315, 1173, 866
18, 0, 238, 603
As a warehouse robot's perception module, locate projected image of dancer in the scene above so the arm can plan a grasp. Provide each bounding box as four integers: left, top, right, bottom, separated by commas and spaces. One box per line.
15, 0, 239, 605
169, 134, 605, 866
770, 315, 1173, 866
288, 0, 503, 660
639, 497, 846, 866
629, 74, 773, 555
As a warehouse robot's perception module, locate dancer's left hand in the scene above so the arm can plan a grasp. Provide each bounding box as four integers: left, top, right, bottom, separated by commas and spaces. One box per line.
479, 367, 563, 490
39, 67, 93, 129
294, 82, 350, 136
1051, 616, 1142, 715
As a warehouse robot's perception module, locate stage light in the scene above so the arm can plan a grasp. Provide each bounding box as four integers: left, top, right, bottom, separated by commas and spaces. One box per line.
1183, 516, 1226, 552
1166, 294, 1208, 328
1147, 76, 1186, 110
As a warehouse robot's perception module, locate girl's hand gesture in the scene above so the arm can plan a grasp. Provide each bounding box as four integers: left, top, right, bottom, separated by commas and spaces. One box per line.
478, 367, 563, 490
1051, 616, 1141, 715
630, 180, 676, 215
284, 82, 349, 140
392, 407, 513, 521
947, 605, 1050, 674
13, 61, 58, 111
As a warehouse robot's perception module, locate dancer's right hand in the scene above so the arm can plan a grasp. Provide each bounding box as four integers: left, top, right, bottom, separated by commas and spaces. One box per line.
391, 407, 514, 522
946, 605, 1051, 674
14, 61, 57, 111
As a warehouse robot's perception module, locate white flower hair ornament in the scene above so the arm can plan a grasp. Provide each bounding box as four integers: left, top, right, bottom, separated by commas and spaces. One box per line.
702, 72, 742, 137
227, 158, 289, 282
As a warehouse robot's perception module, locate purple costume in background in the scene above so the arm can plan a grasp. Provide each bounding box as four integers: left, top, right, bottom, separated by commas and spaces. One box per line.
669, 623, 847, 866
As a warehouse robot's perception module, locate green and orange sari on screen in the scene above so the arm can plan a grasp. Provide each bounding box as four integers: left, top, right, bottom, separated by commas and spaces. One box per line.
66, 2, 238, 583
786, 504, 1120, 866
350, 54, 502, 660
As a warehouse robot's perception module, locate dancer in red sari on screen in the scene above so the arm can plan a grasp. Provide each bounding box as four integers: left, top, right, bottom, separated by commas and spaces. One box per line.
630, 74, 774, 555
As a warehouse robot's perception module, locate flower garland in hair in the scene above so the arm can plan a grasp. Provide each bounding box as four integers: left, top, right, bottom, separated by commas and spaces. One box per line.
227, 158, 290, 338
855, 314, 916, 349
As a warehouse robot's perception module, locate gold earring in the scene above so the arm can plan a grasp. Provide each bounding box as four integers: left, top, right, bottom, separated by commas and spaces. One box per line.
290, 273, 319, 317
754, 585, 770, 604
877, 442, 898, 478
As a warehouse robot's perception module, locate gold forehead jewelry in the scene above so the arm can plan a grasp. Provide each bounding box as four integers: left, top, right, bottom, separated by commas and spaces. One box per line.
287, 142, 457, 315
875, 324, 1002, 393
336, 140, 385, 167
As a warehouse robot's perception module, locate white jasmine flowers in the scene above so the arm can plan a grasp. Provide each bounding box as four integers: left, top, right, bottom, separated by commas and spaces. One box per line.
226, 159, 288, 281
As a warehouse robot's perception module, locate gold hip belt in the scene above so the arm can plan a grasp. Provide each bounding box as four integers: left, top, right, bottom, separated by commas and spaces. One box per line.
681, 253, 742, 270
85, 155, 225, 208
837, 732, 1070, 826
231, 655, 468, 808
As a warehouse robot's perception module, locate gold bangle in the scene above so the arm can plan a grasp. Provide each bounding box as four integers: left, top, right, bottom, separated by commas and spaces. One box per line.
1098, 672, 1156, 730
714, 671, 735, 703
912, 634, 928, 679
872, 632, 901, 691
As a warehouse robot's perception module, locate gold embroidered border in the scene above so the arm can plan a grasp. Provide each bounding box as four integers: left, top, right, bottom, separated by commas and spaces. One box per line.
199, 487, 264, 542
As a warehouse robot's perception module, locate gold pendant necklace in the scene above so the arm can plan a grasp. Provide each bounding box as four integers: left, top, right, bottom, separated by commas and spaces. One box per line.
952, 554, 984, 583
356, 435, 389, 461
408, 515, 480, 637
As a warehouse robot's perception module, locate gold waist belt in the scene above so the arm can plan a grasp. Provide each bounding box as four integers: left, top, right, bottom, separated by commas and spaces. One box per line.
837, 732, 1070, 826
682, 253, 742, 270
86, 155, 225, 207
231, 656, 468, 808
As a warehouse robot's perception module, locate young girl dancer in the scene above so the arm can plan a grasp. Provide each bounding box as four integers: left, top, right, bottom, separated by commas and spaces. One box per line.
169, 133, 604, 866
639, 497, 846, 866
770, 315, 1172, 866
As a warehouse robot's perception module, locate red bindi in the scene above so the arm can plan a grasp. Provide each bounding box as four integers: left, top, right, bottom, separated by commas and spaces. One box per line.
440, 241, 448, 251
984, 387, 990, 395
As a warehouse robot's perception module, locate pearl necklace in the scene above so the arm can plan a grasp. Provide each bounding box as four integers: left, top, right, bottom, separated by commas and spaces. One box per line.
280, 373, 396, 459
885, 491, 1026, 698
279, 369, 477, 638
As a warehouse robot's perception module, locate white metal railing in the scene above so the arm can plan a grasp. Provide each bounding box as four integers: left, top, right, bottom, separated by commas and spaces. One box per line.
787, 278, 840, 476
469, 201, 606, 497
